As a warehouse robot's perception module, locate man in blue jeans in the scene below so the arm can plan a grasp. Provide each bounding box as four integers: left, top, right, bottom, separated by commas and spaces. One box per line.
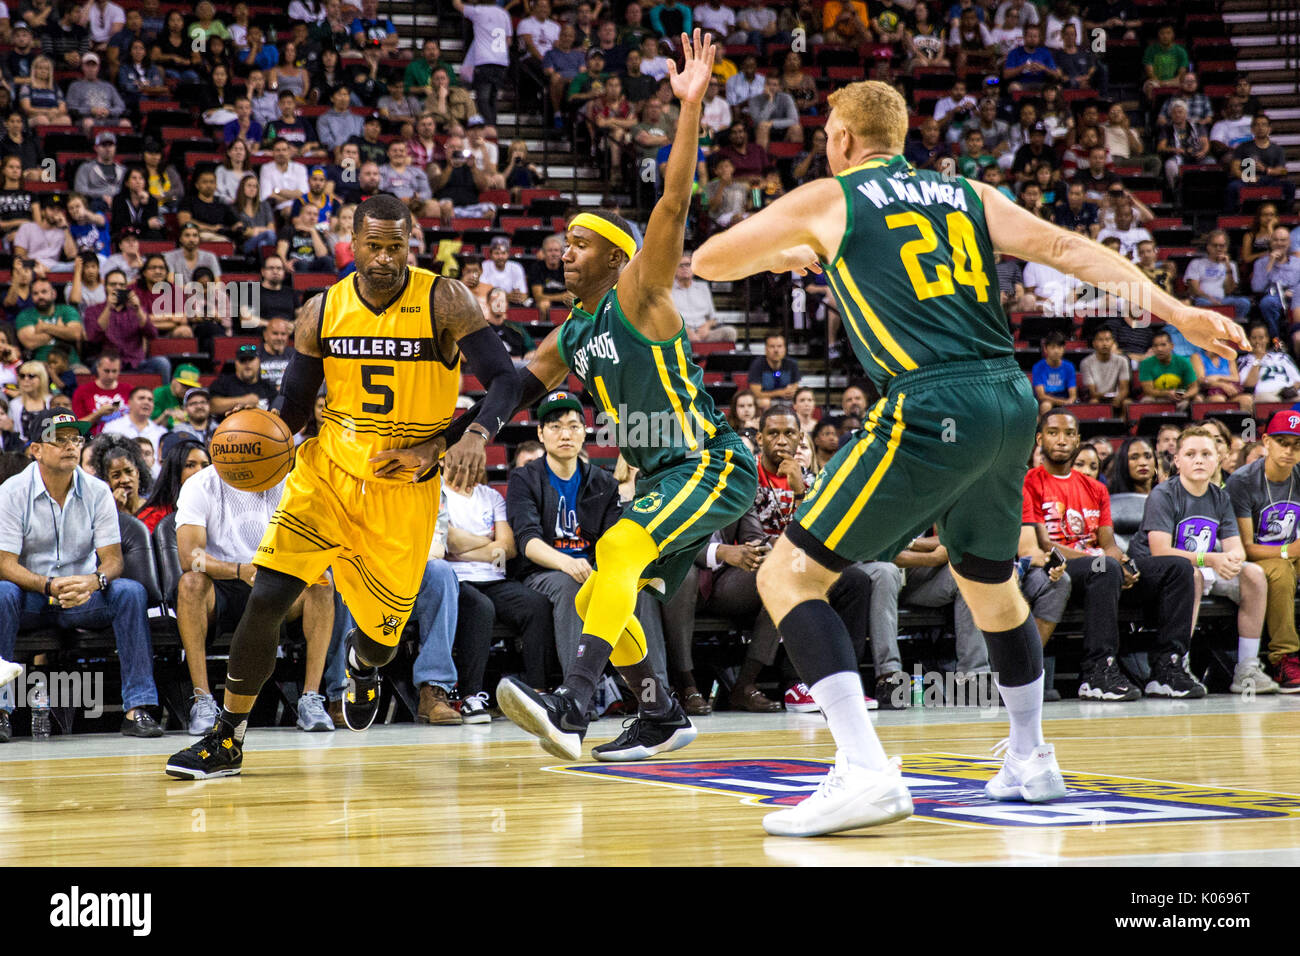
411, 496, 491, 726
0, 409, 162, 741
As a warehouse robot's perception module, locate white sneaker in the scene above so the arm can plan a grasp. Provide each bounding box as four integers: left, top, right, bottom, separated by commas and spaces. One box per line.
762, 754, 914, 837
985, 738, 1067, 802
460, 691, 492, 724
1230, 658, 1279, 695
0, 657, 20, 690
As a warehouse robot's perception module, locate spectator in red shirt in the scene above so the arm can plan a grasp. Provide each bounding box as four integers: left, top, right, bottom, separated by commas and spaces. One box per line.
71, 348, 133, 435
715, 120, 768, 183
1023, 411, 1200, 700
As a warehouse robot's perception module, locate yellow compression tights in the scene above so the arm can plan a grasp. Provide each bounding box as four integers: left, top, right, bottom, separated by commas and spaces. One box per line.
573, 520, 660, 667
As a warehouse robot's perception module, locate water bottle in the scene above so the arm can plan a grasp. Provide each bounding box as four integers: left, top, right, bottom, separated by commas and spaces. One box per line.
31, 682, 51, 740
910, 674, 923, 709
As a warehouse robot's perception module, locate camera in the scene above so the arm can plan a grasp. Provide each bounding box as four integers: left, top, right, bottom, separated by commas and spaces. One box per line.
1044, 547, 1065, 573
115, 288, 129, 307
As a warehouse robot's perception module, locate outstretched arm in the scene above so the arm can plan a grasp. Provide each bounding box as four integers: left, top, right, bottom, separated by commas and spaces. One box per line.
692, 176, 844, 280
973, 181, 1248, 360
618, 30, 715, 340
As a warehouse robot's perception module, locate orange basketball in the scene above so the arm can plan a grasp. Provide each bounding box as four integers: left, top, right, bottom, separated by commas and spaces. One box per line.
209, 408, 295, 492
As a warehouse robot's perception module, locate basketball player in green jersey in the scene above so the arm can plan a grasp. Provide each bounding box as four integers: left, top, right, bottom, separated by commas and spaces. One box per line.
694, 81, 1248, 837
447, 32, 758, 762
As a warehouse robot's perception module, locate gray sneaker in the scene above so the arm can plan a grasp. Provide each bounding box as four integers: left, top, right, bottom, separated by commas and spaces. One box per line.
188, 692, 220, 736
296, 691, 335, 732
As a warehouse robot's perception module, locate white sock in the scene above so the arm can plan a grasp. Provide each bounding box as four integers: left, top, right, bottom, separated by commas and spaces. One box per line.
995, 675, 1045, 758
1238, 637, 1260, 664
809, 671, 889, 772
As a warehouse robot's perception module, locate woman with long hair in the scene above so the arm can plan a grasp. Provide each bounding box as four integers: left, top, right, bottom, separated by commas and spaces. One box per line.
153, 10, 201, 83
142, 139, 184, 212
110, 166, 166, 239
66, 250, 105, 309
233, 173, 278, 256
20, 55, 70, 126
0, 326, 22, 388
136, 438, 210, 531
118, 37, 169, 110
906, 1, 949, 70
217, 138, 253, 204
90, 433, 154, 516
1072, 442, 1101, 480
296, 392, 327, 446
0, 153, 35, 244
7, 359, 51, 442
309, 46, 348, 105
779, 51, 817, 114
1241, 202, 1279, 270
270, 41, 309, 100
725, 390, 759, 433
200, 63, 239, 127
1105, 436, 1156, 495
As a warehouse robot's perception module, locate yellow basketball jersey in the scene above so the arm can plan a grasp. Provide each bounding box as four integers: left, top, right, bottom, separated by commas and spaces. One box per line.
315, 267, 460, 482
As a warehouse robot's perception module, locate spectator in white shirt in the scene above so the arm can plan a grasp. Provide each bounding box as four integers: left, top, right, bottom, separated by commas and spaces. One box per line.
996, 0, 1039, 27
1096, 198, 1153, 261
259, 138, 309, 215
174, 466, 337, 734
725, 54, 764, 106
481, 235, 530, 306
1023, 260, 1079, 316
1209, 96, 1254, 162
88, 0, 126, 48
672, 252, 736, 342
638, 35, 669, 80
1185, 229, 1253, 321
694, 0, 736, 37
701, 75, 732, 137
1042, 0, 1082, 50
102, 385, 166, 454
452, 0, 512, 128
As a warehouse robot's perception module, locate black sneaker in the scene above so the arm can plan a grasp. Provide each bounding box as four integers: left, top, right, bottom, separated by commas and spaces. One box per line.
342, 631, 381, 732
496, 677, 588, 760
591, 701, 698, 762
1078, 656, 1141, 701
1145, 652, 1207, 699
0, 711, 9, 743
875, 672, 909, 710
121, 711, 164, 738
165, 728, 243, 779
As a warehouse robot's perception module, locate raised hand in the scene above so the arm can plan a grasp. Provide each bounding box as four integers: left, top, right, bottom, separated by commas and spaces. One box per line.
667, 29, 716, 106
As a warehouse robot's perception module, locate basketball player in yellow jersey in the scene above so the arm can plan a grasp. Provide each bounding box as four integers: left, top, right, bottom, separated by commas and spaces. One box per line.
166, 195, 519, 779
693, 80, 1246, 835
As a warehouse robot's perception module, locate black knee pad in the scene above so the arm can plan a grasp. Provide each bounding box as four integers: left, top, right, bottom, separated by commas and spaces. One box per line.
224, 567, 308, 698
950, 551, 1014, 584
349, 627, 398, 668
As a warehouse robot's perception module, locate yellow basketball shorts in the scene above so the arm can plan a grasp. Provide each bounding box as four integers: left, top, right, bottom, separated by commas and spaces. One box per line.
254, 438, 438, 646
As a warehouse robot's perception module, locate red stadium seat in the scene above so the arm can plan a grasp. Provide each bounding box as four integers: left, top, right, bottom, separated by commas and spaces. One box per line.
293, 273, 335, 290
117, 373, 162, 391
1062, 404, 1118, 421
500, 217, 542, 232
451, 218, 492, 231
461, 374, 483, 392
485, 445, 507, 467
1191, 403, 1240, 419
479, 189, 511, 207
213, 337, 261, 362
148, 339, 203, 357
520, 189, 561, 205
1128, 403, 1176, 420
767, 142, 802, 159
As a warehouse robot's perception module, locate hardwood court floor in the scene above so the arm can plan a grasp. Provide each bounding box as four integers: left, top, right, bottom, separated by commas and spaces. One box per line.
1, 697, 1297, 866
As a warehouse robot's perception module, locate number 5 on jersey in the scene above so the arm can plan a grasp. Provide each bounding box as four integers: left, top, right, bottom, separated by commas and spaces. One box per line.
886, 210, 990, 303
360, 364, 395, 414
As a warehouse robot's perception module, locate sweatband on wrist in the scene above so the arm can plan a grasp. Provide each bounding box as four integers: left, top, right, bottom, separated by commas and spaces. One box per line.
271, 351, 326, 435
454, 325, 520, 441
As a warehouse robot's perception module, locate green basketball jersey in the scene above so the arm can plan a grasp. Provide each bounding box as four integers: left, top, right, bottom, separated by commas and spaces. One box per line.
826, 155, 1013, 393
557, 286, 731, 475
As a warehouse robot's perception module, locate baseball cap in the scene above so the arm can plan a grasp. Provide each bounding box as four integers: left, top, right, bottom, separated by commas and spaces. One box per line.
467, 115, 486, 128
236, 344, 260, 360
82, 52, 100, 66
95, 130, 116, 145
538, 390, 583, 420
28, 409, 90, 445
1267, 410, 1300, 437
489, 235, 510, 250
183, 386, 210, 403
1031, 121, 1046, 134
13, 21, 29, 32
173, 364, 201, 387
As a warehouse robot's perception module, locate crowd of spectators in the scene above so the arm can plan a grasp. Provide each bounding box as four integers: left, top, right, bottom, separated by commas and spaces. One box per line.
0, 0, 1299, 739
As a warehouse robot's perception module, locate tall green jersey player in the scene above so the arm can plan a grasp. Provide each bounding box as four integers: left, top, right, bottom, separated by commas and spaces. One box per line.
487, 32, 758, 765
694, 80, 1248, 838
